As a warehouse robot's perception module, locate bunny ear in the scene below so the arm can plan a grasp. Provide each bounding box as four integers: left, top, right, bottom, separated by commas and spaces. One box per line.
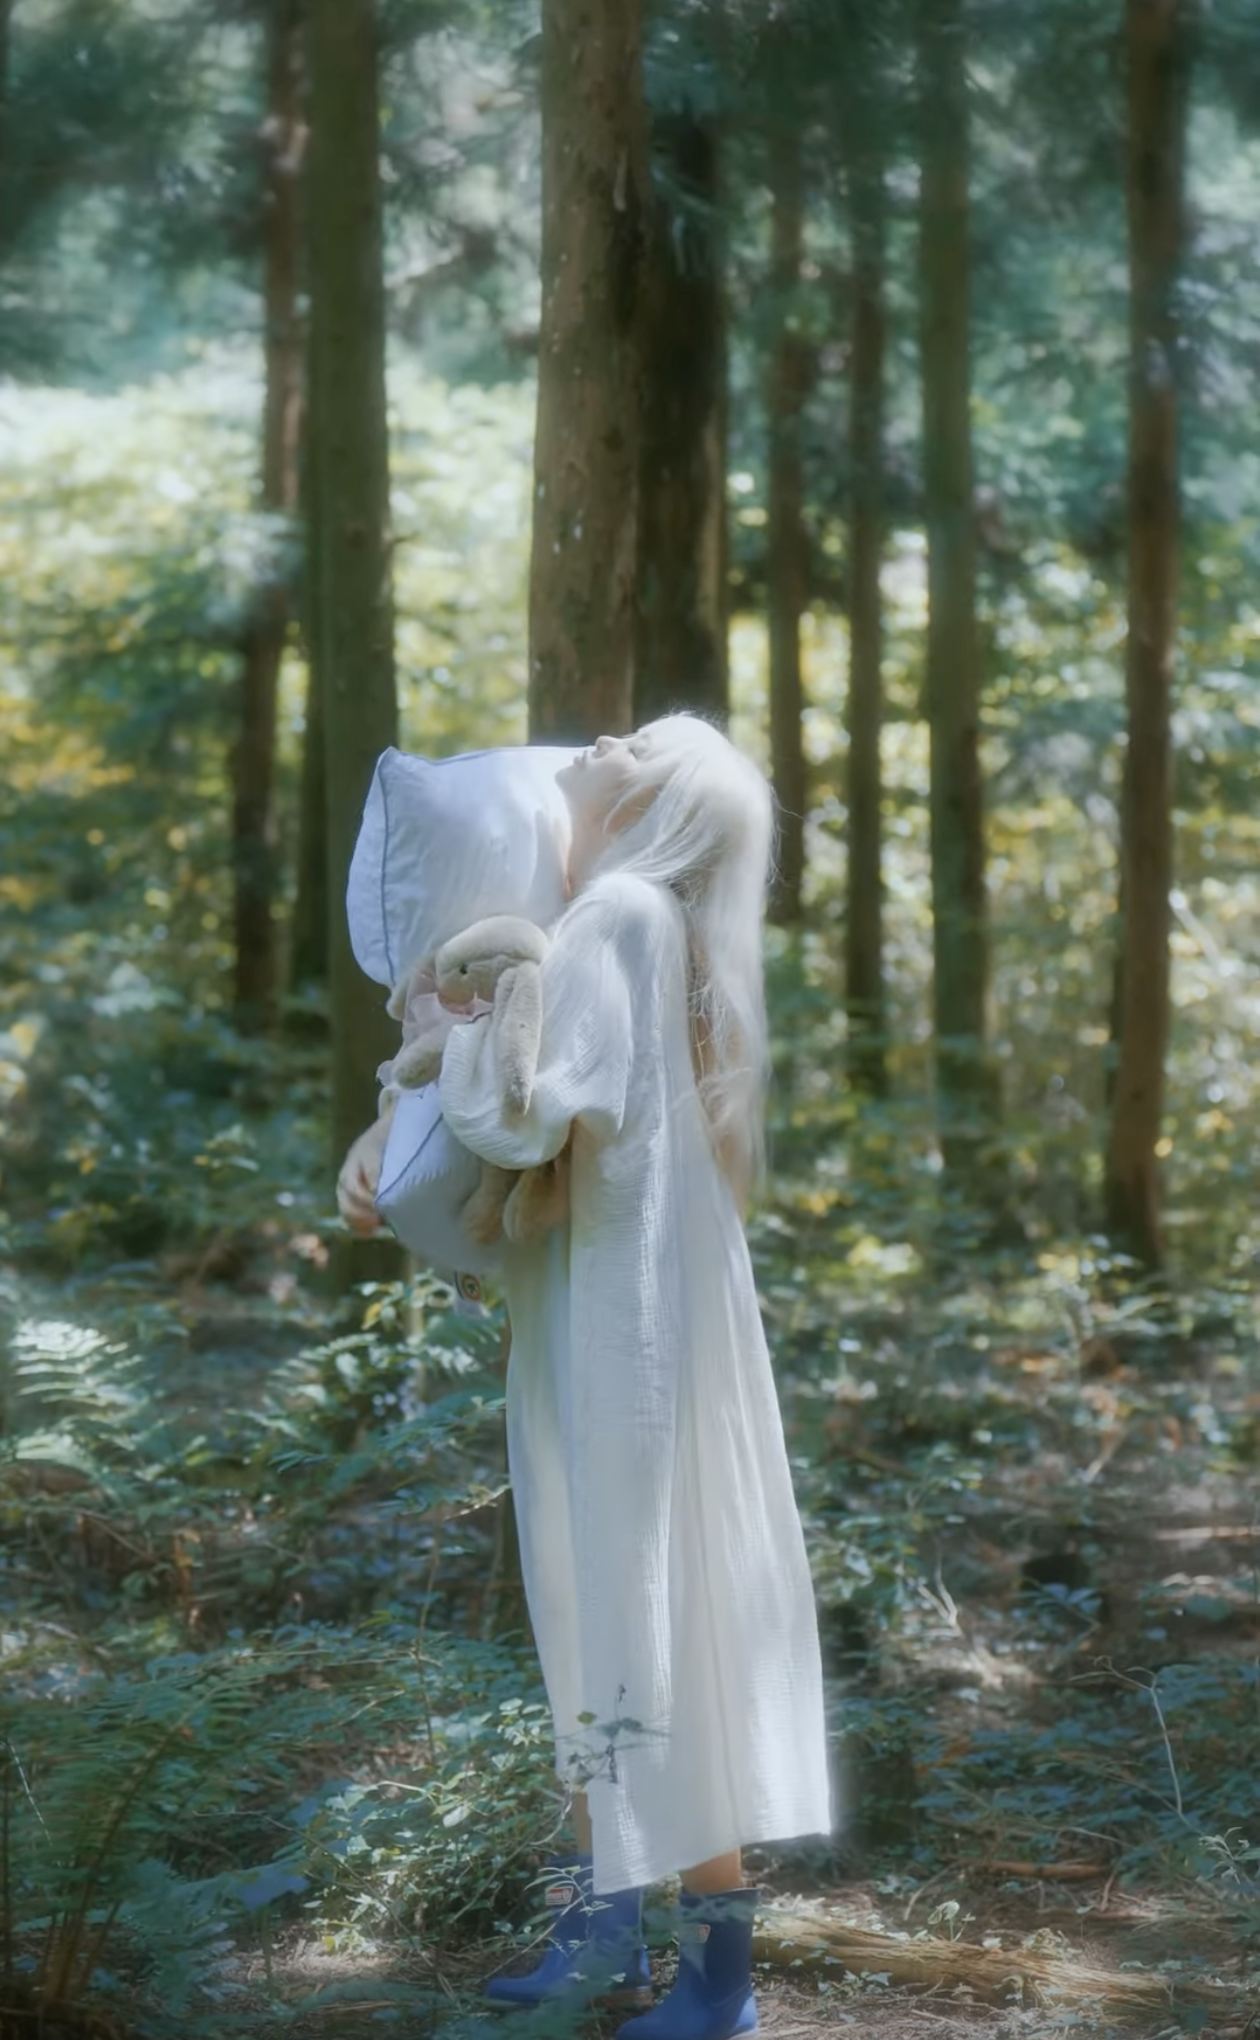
347, 746, 574, 988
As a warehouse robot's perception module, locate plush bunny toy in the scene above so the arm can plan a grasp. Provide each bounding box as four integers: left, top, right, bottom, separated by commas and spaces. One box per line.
377, 915, 569, 1251
434, 915, 550, 1110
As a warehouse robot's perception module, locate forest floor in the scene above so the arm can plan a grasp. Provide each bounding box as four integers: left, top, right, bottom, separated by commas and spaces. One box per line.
5, 1017, 1260, 2040
148, 1256, 1260, 2040
6, 1290, 1259, 2040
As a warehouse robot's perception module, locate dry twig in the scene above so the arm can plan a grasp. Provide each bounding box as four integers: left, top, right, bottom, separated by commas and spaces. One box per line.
753, 1906, 1234, 2015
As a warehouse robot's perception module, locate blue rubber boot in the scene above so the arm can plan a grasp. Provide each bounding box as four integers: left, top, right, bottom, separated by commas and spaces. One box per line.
484, 1855, 652, 2011
616, 1888, 759, 2039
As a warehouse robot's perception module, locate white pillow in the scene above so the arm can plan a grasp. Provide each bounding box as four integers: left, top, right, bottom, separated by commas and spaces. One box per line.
347, 741, 574, 1277
375, 1084, 499, 1276
347, 744, 574, 990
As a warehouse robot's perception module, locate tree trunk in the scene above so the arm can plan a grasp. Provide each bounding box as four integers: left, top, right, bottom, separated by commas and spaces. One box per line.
766, 119, 809, 925
528, 0, 649, 743
1104, 0, 1192, 1268
917, 0, 991, 1167
0, 1, 10, 229
752, 1908, 1207, 2016
0, 2, 9, 360
289, 659, 328, 994
306, 0, 399, 1206
232, 0, 305, 1035
842, 63, 888, 1096
291, 240, 328, 1000
633, 105, 728, 726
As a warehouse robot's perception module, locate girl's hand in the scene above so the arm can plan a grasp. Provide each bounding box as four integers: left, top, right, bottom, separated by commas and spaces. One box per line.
336, 1116, 391, 1235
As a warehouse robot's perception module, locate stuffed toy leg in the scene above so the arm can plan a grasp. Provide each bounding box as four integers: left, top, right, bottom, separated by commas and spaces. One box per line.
379, 960, 455, 1094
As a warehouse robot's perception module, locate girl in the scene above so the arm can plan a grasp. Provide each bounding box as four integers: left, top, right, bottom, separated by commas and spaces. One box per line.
436, 715, 831, 2039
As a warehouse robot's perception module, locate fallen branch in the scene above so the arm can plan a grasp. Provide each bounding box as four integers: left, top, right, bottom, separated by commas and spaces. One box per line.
753, 1907, 1233, 2015
983, 1859, 1109, 1882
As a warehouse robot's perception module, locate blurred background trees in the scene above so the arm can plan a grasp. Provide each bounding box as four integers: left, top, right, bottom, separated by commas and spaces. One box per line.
5, 7, 1260, 2028
3, 0, 1260, 1274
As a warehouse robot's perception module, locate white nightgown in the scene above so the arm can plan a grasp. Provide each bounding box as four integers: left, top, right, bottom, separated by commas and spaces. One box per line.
439, 870, 832, 1894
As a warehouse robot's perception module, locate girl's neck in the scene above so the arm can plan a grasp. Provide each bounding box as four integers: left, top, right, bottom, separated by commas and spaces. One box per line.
566, 815, 608, 896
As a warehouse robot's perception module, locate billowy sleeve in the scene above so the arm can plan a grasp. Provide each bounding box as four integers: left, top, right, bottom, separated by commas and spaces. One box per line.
439, 881, 654, 1170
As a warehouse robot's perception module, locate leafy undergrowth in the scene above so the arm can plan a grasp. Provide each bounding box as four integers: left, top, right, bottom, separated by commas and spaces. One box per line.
2, 948, 1259, 2038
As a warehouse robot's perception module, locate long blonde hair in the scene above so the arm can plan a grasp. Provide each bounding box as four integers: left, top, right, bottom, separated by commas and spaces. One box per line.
595, 714, 774, 1204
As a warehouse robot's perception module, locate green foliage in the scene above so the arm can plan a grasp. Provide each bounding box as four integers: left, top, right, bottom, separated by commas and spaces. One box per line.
0, 1266, 557, 2030
10, 1009, 1256, 2029
2, 0, 260, 382
751, 1079, 1260, 1975
0, 362, 532, 1054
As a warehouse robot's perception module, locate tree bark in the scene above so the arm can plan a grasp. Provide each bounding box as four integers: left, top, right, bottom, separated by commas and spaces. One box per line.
842, 58, 888, 1096
306, 0, 399, 1198
633, 105, 728, 726
766, 118, 809, 926
528, 0, 649, 743
0, 0, 17, 355
232, 0, 305, 1035
291, 232, 328, 1000
917, 0, 991, 1167
289, 659, 328, 994
0, 1, 11, 240
1104, 0, 1192, 1268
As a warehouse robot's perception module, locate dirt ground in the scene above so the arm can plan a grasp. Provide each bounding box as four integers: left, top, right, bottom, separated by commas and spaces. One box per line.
232, 1961, 1251, 2040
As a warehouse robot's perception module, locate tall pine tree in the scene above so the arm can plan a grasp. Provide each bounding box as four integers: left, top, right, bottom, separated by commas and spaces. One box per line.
529, 0, 650, 741
765, 81, 809, 923
840, 2, 889, 1094
1104, 0, 1194, 1266
917, 0, 992, 1169
231, 0, 306, 1034
634, 77, 729, 725
306, 0, 399, 1217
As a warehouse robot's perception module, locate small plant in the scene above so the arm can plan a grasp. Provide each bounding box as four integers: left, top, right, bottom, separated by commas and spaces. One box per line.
925, 1897, 975, 1943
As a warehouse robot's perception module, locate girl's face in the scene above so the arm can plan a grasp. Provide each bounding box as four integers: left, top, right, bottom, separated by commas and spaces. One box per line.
557, 732, 655, 833
557, 731, 660, 888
